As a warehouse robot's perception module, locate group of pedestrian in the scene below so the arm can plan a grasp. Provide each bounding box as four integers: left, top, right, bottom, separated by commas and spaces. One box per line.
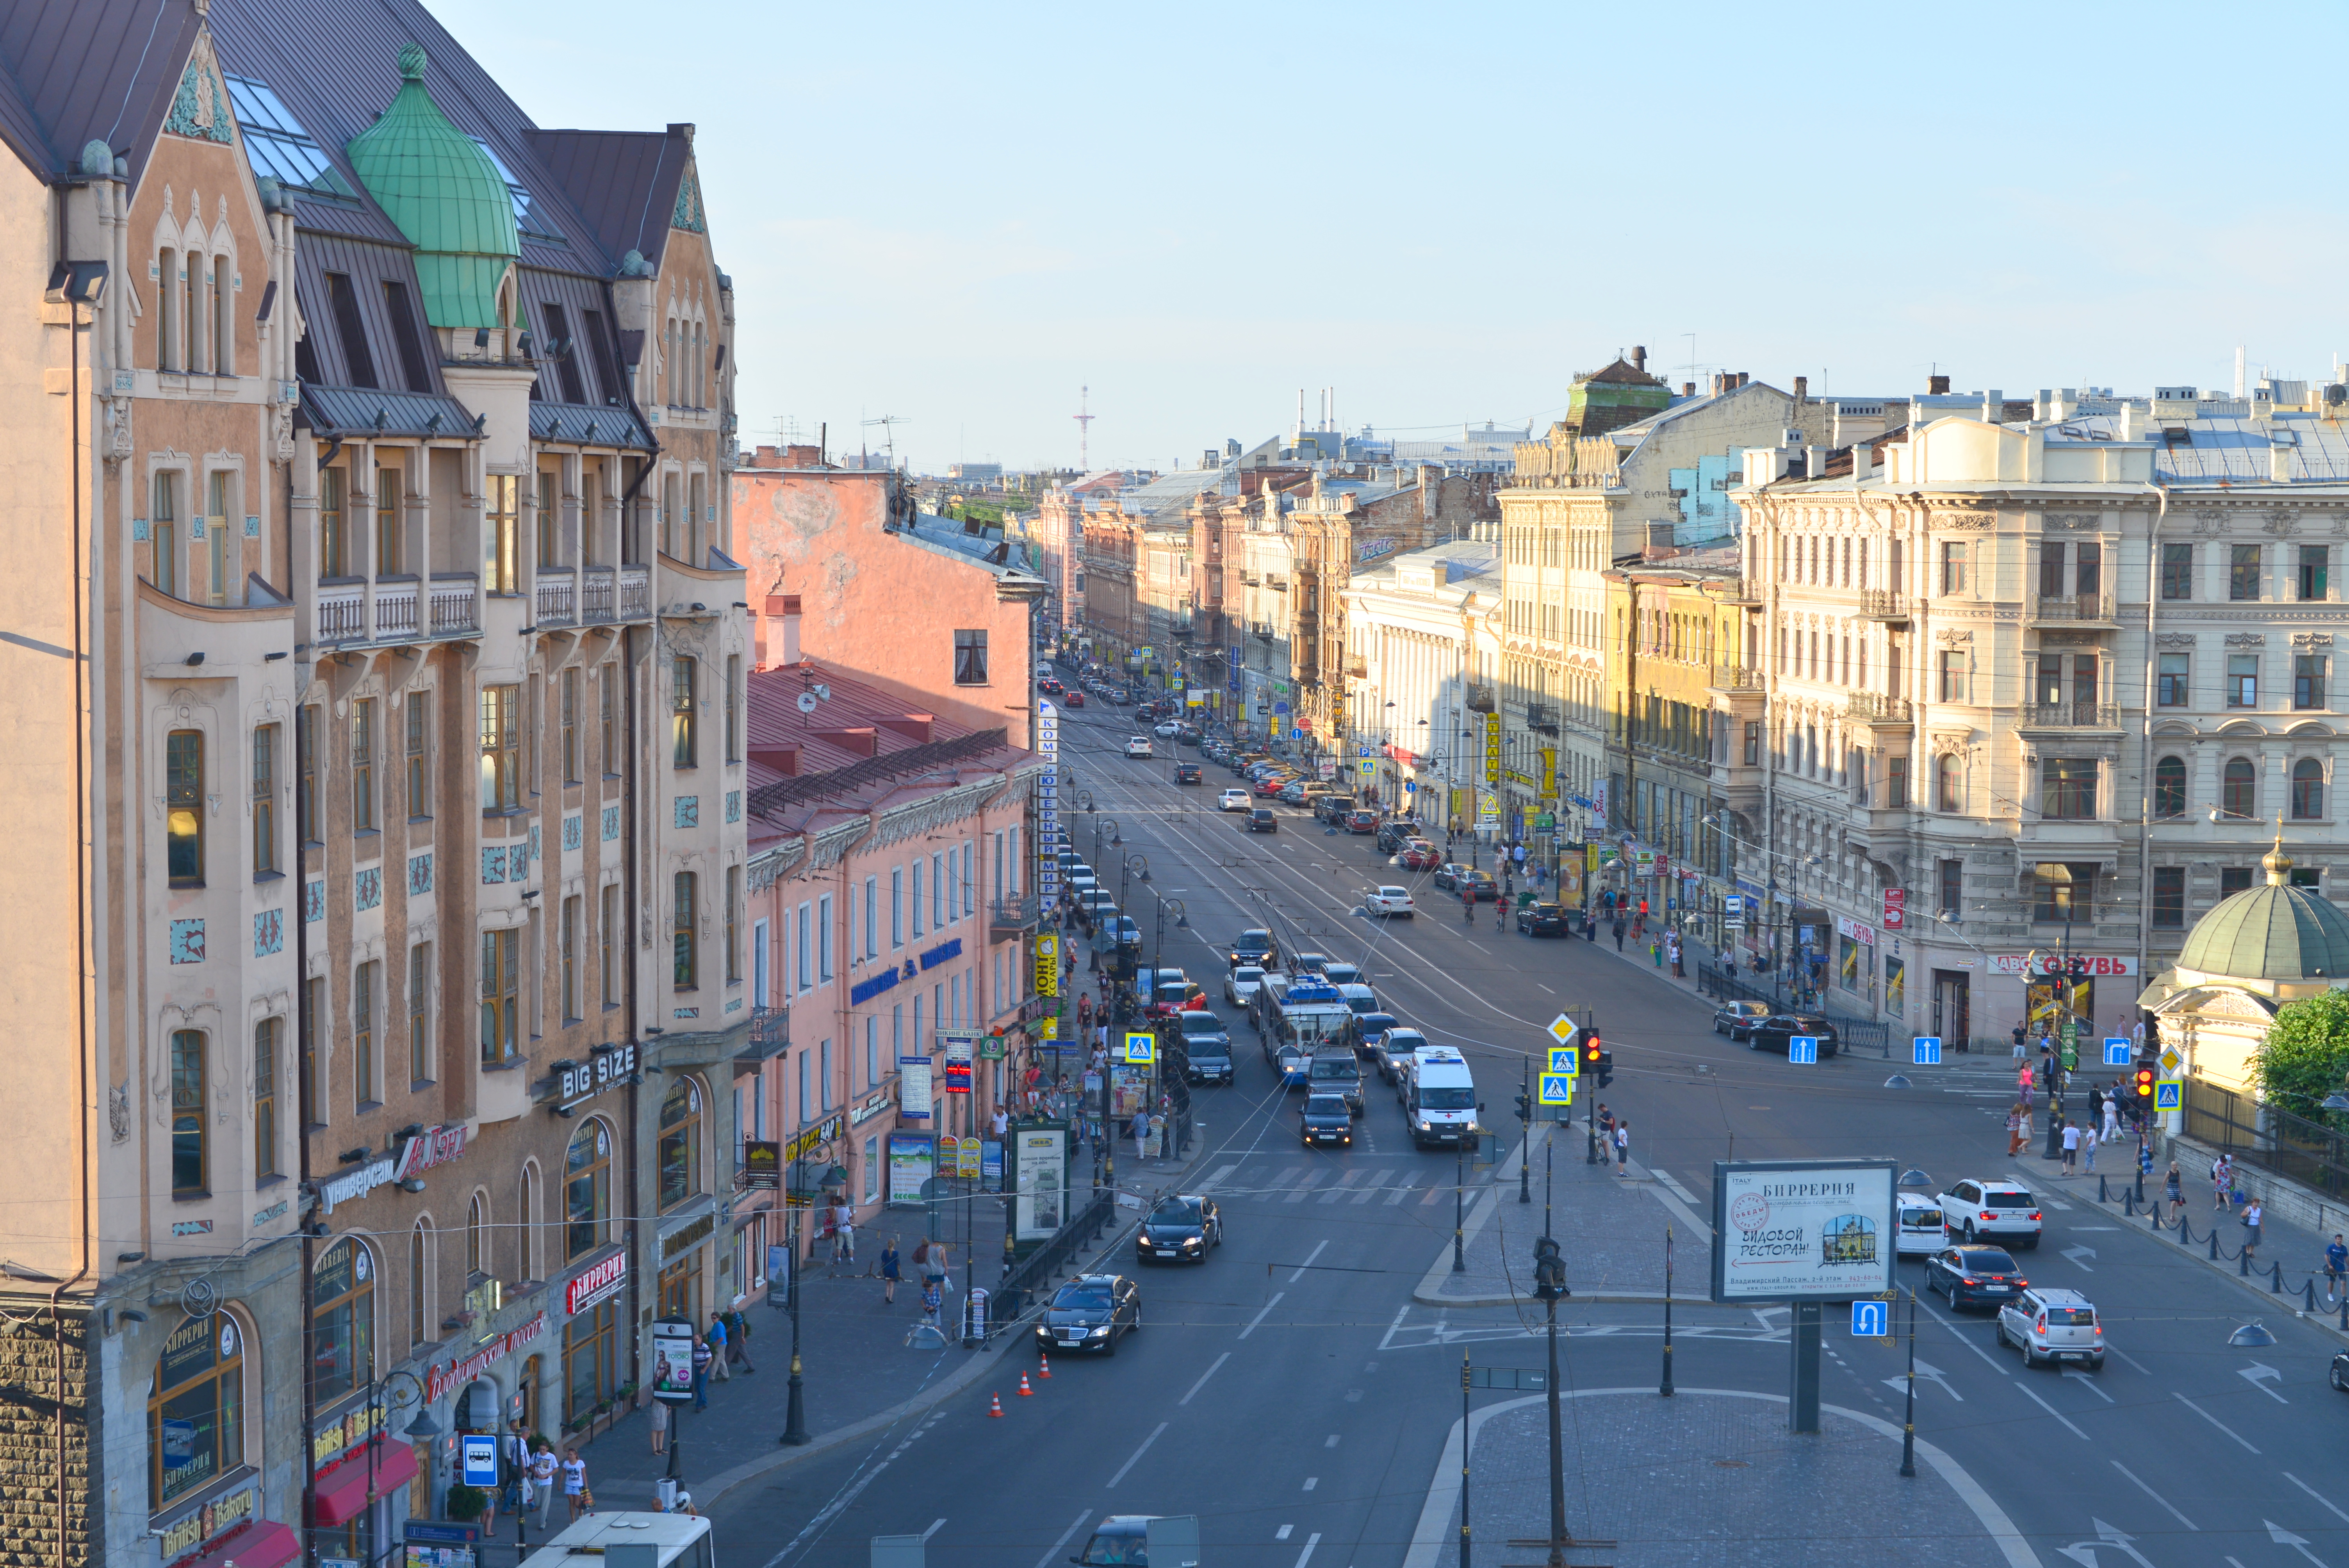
1597, 1103, 1631, 1173
478, 1426, 588, 1533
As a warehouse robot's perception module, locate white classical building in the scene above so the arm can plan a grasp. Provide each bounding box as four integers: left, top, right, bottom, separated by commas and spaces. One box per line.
1340, 539, 1502, 826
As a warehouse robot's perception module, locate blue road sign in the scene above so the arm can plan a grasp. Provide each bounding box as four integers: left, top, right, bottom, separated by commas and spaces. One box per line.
1912, 1037, 1942, 1066
1789, 1035, 1820, 1066
2103, 1038, 2133, 1067
1850, 1300, 1890, 1337
461, 1433, 499, 1487
1539, 1073, 1574, 1106
2155, 1081, 2183, 1110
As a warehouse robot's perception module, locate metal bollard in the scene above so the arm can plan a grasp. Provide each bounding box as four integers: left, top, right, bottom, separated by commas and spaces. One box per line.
2237, 1242, 2249, 1275
2124, 1188, 2135, 1216
2305, 1279, 2318, 1313
2272, 1260, 2285, 1294
2098, 1175, 2109, 1204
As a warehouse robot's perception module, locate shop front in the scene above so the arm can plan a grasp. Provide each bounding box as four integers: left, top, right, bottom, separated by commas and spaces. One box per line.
559, 1249, 627, 1430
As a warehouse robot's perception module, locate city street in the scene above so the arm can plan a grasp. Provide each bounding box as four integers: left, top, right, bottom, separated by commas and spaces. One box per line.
709, 700, 2349, 1568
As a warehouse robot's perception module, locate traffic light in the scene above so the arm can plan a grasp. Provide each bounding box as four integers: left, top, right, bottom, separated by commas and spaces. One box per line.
1515, 1091, 1531, 1123
1533, 1235, 1568, 1300
1584, 1033, 1612, 1089
2134, 1065, 2155, 1099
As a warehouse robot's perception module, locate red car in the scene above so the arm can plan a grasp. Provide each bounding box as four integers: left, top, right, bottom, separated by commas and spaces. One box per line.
1399, 839, 1442, 870
1062, 690, 1085, 708
1253, 775, 1292, 797
1344, 810, 1379, 833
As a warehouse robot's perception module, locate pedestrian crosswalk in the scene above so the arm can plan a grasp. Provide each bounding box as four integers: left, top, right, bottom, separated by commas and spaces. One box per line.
1204, 1159, 1460, 1206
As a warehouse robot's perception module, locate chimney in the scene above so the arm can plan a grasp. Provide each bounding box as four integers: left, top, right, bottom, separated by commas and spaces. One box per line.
1927, 374, 1951, 395
1793, 376, 1808, 402
2056, 388, 2078, 421
749, 743, 800, 776
2118, 403, 2141, 441
1631, 345, 1647, 372
1851, 441, 1874, 482
1982, 388, 2002, 421
761, 593, 801, 666
2272, 438, 2296, 483
1735, 372, 1749, 388
1712, 372, 1728, 396
1682, 381, 1696, 397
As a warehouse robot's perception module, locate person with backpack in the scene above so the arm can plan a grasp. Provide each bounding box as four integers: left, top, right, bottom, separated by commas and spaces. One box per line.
723, 1306, 756, 1372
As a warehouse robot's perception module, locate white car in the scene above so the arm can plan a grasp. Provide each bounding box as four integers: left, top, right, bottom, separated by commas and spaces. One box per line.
1218, 789, 1251, 812
1125, 736, 1153, 758
1153, 720, 1181, 737
1895, 1198, 1946, 1257
1934, 1178, 2042, 1249
1364, 885, 1416, 918
1224, 965, 1265, 1007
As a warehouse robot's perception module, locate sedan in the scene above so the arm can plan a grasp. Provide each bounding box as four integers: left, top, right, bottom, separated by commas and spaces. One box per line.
1301, 1092, 1354, 1146
1062, 689, 1086, 708
1745, 1014, 1839, 1057
1925, 1247, 2028, 1311
1515, 902, 1569, 936
1219, 789, 1253, 812
1125, 736, 1154, 758
1034, 1274, 1141, 1354
1344, 810, 1379, 834
1399, 839, 1443, 870
1253, 777, 1290, 798
1433, 864, 1497, 900
1246, 808, 1278, 833
1711, 1001, 1771, 1040
1364, 884, 1417, 918
1136, 1196, 1222, 1264
1038, 677, 1063, 695
1172, 763, 1202, 784
1224, 966, 1266, 1007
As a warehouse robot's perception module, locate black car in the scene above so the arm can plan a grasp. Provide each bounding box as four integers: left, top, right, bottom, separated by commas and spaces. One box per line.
1926, 1246, 2027, 1311
1745, 1013, 1839, 1057
1175, 1012, 1234, 1084
1246, 807, 1278, 832
1172, 763, 1202, 784
1515, 902, 1568, 936
1314, 794, 1358, 824
1433, 864, 1498, 900
1375, 818, 1425, 851
1711, 1001, 1771, 1040
1301, 1092, 1354, 1146
1135, 1195, 1222, 1264
1035, 1274, 1141, 1355
1229, 929, 1277, 970
1354, 1011, 1398, 1058
2332, 1352, 2349, 1393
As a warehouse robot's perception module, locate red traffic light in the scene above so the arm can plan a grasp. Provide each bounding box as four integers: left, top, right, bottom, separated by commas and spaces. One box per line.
2133, 1066, 2155, 1098
1583, 1037, 1603, 1064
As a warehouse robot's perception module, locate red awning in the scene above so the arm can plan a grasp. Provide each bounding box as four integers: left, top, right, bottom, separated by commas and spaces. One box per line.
310, 1438, 419, 1526
185, 1521, 301, 1568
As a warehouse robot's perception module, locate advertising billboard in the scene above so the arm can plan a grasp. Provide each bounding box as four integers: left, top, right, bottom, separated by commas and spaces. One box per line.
887, 1132, 935, 1206
1708, 1158, 1896, 1304
1014, 1128, 1068, 1240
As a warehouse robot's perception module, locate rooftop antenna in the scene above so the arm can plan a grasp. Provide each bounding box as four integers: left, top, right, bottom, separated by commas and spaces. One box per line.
1073, 385, 1096, 471
861, 413, 906, 469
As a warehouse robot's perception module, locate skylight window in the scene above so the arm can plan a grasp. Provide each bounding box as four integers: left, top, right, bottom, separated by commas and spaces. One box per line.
469, 137, 563, 241
223, 74, 354, 198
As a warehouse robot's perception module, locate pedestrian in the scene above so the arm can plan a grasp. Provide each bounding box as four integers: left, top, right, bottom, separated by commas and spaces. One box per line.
881, 1236, 901, 1304
649, 1391, 670, 1455
2005, 1105, 2024, 1156
2088, 1087, 2103, 1128
991, 1104, 1010, 1142
2165, 1160, 2186, 1224
2213, 1153, 2234, 1212
2101, 1096, 2120, 1144
2060, 1117, 2080, 1174
832, 1198, 857, 1264
1669, 936, 1684, 977
2017, 1102, 2035, 1148
1597, 1103, 1614, 1139
561, 1449, 588, 1522
2131, 1018, 2146, 1054
2017, 1069, 2036, 1112
920, 1277, 943, 1333
2326, 1235, 2348, 1301
1612, 917, 1627, 951
690, 1333, 712, 1411
2242, 1195, 2265, 1262
530, 1440, 558, 1529
1724, 953, 1738, 982
1613, 1119, 1630, 1174
1130, 1108, 1151, 1160
705, 1311, 731, 1381
724, 1305, 756, 1372
2011, 1024, 2027, 1060
2081, 1121, 2098, 1172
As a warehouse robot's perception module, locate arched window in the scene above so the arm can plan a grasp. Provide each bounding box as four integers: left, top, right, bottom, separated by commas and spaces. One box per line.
2222, 757, 2256, 819
407, 1221, 432, 1345
2155, 755, 2187, 817
1937, 755, 1960, 813
518, 1163, 540, 1282
2292, 757, 2325, 820
566, 1119, 612, 1260
467, 1191, 488, 1278
149, 1310, 243, 1511
311, 1238, 374, 1405
659, 1078, 704, 1210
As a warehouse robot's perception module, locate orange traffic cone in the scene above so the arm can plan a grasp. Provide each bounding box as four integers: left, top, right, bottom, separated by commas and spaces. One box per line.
1018, 1372, 1035, 1397
1038, 1352, 1053, 1379
988, 1392, 1004, 1418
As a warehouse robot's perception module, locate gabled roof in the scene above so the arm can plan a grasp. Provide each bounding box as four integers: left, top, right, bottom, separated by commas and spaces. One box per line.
0, 0, 200, 184
528, 127, 690, 272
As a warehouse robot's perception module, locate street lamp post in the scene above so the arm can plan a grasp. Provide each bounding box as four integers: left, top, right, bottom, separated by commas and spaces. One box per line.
781, 1202, 810, 1445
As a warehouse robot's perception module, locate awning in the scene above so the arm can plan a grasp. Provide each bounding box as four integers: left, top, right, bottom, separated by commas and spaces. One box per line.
311, 1438, 419, 1526
184, 1521, 300, 1568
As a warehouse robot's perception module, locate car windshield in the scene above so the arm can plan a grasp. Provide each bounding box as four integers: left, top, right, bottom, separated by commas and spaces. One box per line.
1149, 1199, 1202, 1224
1052, 1285, 1112, 1310
1306, 1096, 1347, 1114
1985, 1192, 2035, 1209
1420, 1087, 1475, 1109
1310, 1058, 1355, 1077
1386, 1033, 1425, 1051
1960, 1251, 2018, 1274
1346, 997, 1379, 1015
1180, 1015, 1224, 1037
1380, 886, 1409, 897
1233, 967, 1264, 983
2044, 1306, 2095, 1326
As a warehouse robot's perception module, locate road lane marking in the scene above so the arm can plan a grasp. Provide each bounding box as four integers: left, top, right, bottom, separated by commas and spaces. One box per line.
1276, 1526, 1293, 1541
1326, 1434, 1340, 1447
2016, 1383, 2088, 1439
1303, 1477, 1318, 1490
1420, 1183, 1445, 1206
1289, 1240, 1330, 1280
1386, 1180, 1415, 1205
1034, 1510, 1094, 1568
1106, 1422, 1169, 1488
2062, 1369, 2114, 1404
921, 1520, 947, 1542
1914, 1297, 2010, 1375
1353, 1172, 1390, 1203
1203, 1163, 1239, 1191
1295, 1532, 1322, 1566
1240, 1292, 1286, 1339
2112, 1459, 2197, 1529
2173, 1392, 2259, 1452
1180, 1352, 1232, 1406
2286, 1473, 2349, 1525
1319, 1172, 1364, 1204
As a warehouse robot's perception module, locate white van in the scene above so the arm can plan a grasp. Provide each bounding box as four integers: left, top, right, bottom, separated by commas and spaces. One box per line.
1895, 1199, 1946, 1256
1401, 1045, 1478, 1149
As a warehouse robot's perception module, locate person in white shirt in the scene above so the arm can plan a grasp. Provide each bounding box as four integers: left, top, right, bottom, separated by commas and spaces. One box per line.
561, 1449, 588, 1522
529, 1441, 558, 1529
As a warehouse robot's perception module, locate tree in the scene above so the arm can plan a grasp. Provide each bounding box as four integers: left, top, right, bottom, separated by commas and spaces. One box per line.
2252, 989, 2349, 1118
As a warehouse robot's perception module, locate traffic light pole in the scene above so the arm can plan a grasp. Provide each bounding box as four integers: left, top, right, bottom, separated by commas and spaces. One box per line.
1899, 1286, 1918, 1478
1659, 1224, 1675, 1397
1518, 1059, 1532, 1204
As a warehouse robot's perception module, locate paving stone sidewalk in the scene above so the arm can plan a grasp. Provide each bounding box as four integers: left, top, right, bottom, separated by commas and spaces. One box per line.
1420, 1123, 1696, 1306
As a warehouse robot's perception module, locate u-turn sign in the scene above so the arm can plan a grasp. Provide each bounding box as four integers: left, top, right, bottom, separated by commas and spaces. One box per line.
1850, 1300, 1889, 1337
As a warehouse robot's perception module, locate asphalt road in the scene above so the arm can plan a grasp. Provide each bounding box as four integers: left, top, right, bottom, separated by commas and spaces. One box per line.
708, 698, 2349, 1568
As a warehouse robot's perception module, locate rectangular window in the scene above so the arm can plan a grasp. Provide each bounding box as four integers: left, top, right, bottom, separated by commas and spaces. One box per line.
2035, 656, 2063, 707
253, 1017, 279, 1180
672, 656, 697, 767
752, 916, 770, 1003
962, 844, 974, 917
2158, 653, 2189, 707
911, 861, 925, 938
818, 893, 834, 980
171, 1030, 206, 1196
2230, 543, 2261, 601
2072, 655, 2099, 713
1743, 721, 1760, 767
932, 852, 945, 927
406, 694, 430, 820
600, 665, 617, 776
560, 669, 579, 783
1937, 859, 1963, 919
2076, 542, 2101, 598
1937, 649, 1967, 704
353, 960, 376, 1110
2151, 867, 2187, 929
1939, 540, 1967, 597
2037, 540, 2064, 600
1887, 754, 1908, 809
726, 868, 743, 985
301, 977, 323, 1126
408, 942, 431, 1084
795, 901, 812, 991
560, 896, 580, 1020
480, 685, 520, 810
725, 655, 742, 763
376, 463, 402, 576
251, 724, 278, 877
2032, 864, 2095, 923
891, 868, 905, 947
480, 928, 519, 1064
600, 884, 618, 1006
863, 876, 878, 957
205, 472, 229, 606
673, 871, 698, 989
954, 629, 989, 685
537, 470, 559, 568
864, 1016, 878, 1090
820, 1039, 834, 1112
153, 471, 180, 596
797, 1049, 810, 1125
323, 271, 377, 388
487, 474, 519, 595
2161, 542, 2192, 600
351, 698, 376, 834
2041, 758, 2098, 821
166, 730, 204, 887
2228, 655, 2258, 708
2221, 866, 2255, 898
317, 465, 346, 580
2296, 654, 2329, 711
2301, 545, 2331, 602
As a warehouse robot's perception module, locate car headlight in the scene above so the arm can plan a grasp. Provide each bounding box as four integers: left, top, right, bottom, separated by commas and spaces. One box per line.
1182, 1236, 1202, 1248
1088, 1325, 1109, 1337
1417, 1119, 1435, 1131
1137, 1232, 1152, 1247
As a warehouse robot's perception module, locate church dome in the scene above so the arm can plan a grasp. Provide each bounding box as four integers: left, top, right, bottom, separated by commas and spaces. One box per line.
2176, 840, 2349, 982
344, 43, 517, 330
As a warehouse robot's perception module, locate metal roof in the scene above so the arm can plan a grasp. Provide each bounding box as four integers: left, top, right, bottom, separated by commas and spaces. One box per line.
529, 127, 689, 273
0, 0, 200, 185
299, 383, 477, 440
528, 401, 651, 451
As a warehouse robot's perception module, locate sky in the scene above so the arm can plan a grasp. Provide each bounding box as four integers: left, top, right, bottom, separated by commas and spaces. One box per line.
428, 0, 2349, 476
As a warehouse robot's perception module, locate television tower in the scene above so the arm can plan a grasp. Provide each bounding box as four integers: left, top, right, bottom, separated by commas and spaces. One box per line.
1073, 385, 1096, 472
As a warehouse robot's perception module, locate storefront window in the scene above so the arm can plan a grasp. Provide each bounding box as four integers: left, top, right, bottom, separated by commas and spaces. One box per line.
311, 1239, 373, 1407
658, 1078, 704, 1210
563, 1302, 617, 1427
1884, 956, 1905, 1015
656, 1253, 702, 1326
1838, 936, 1861, 993
566, 1121, 611, 1260
148, 1312, 243, 1511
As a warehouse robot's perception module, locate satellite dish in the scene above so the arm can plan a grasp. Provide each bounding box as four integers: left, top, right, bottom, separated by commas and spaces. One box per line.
797, 691, 819, 714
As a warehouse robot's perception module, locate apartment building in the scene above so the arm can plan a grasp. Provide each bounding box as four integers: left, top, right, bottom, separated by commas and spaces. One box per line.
0, 6, 745, 1564
1731, 381, 2349, 1048
1339, 539, 1504, 829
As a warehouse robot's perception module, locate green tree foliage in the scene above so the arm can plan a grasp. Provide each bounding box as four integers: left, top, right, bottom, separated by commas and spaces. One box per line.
2252, 989, 2349, 1117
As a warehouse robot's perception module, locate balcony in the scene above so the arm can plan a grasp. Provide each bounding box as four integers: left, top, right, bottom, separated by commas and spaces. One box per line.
2018, 700, 2121, 731
374, 578, 419, 638
1859, 589, 1913, 623
536, 568, 577, 626
582, 567, 615, 621
732, 1005, 790, 1076
1524, 702, 1559, 735
1346, 659, 1368, 679
2028, 591, 2118, 627
317, 580, 365, 645
619, 564, 652, 620
1252, 621, 1276, 640
1709, 665, 1763, 691
989, 893, 1043, 935
1465, 683, 1496, 713
1846, 691, 1913, 724
428, 575, 479, 636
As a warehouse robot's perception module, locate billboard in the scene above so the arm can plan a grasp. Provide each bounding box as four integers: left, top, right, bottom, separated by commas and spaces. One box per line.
1015, 1128, 1068, 1240
1708, 1158, 1896, 1304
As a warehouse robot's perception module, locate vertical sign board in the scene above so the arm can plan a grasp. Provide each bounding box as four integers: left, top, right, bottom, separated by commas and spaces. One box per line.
460, 1434, 498, 1488
1033, 933, 1060, 1000
1035, 700, 1059, 914
886, 1132, 935, 1207
648, 1317, 698, 1404
1483, 713, 1502, 788
898, 1056, 932, 1121
938, 1033, 974, 1094
1014, 1128, 1067, 1240
1911, 1037, 1941, 1066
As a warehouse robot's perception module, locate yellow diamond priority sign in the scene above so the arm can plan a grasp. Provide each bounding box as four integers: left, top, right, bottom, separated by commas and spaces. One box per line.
1547, 1014, 1578, 1047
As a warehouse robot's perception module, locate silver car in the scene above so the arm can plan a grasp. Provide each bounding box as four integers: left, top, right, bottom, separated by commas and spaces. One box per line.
1224, 965, 1265, 1008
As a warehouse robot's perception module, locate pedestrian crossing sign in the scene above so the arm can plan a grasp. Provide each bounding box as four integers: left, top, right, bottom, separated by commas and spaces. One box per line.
1789, 1036, 1820, 1066
1549, 1047, 1577, 1076
1912, 1037, 1942, 1066
1539, 1073, 1574, 1107
1123, 1032, 1157, 1066
2155, 1080, 2183, 1110
2103, 1038, 2132, 1067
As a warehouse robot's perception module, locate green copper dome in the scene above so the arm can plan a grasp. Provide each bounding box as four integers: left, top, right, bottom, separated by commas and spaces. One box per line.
344, 43, 517, 329
2177, 841, 2349, 981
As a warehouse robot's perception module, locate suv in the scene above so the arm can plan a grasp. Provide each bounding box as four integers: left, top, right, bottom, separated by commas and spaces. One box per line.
1176, 1012, 1234, 1084
1998, 1287, 2103, 1370
1229, 929, 1277, 970
1374, 818, 1423, 851
1934, 1178, 2043, 1249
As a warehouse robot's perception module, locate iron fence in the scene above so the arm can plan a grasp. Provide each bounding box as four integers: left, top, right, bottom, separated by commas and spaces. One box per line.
2187, 1080, 2349, 1199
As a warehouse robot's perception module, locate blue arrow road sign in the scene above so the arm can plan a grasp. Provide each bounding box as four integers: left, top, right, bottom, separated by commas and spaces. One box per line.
2103, 1038, 2133, 1066
1912, 1037, 1942, 1066
1539, 1073, 1574, 1106
1850, 1300, 1889, 1337
1789, 1036, 1820, 1066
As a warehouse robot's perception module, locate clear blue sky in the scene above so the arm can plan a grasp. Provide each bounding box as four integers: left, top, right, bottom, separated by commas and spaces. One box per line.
430, 0, 2349, 475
